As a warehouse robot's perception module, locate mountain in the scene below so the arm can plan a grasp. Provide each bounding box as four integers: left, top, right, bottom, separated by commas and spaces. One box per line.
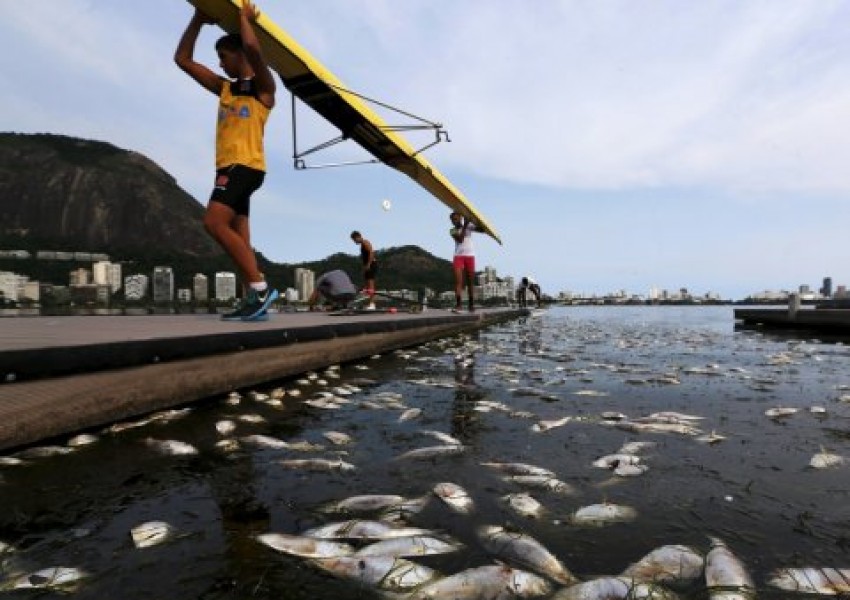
0, 132, 455, 292
0, 132, 219, 257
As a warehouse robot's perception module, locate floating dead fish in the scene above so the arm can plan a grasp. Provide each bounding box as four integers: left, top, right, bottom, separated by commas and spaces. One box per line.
618, 441, 656, 455
0, 456, 25, 466
621, 544, 704, 585
477, 525, 578, 586
552, 576, 680, 600
398, 408, 423, 422
409, 564, 553, 600
143, 438, 198, 456
767, 567, 850, 595
593, 454, 641, 470
433, 482, 475, 514
241, 434, 290, 450
10, 567, 89, 591
305, 398, 346, 410
615, 422, 702, 436
303, 520, 430, 540
130, 521, 177, 548
15, 445, 74, 459
809, 406, 828, 414
568, 502, 637, 527
502, 493, 544, 518
321, 495, 407, 515
602, 412, 629, 421
377, 495, 432, 525
765, 407, 798, 418
215, 438, 240, 453
215, 420, 236, 435
574, 390, 609, 397
395, 445, 466, 461
532, 416, 572, 433
418, 430, 462, 446
256, 533, 353, 558
67, 434, 98, 447
311, 555, 439, 593
323, 431, 353, 446
648, 411, 704, 422
481, 461, 556, 478
355, 535, 462, 558
504, 475, 577, 495
286, 440, 325, 452
615, 463, 649, 477
705, 537, 755, 600
237, 413, 266, 423
696, 431, 727, 444
279, 458, 356, 472
810, 447, 845, 469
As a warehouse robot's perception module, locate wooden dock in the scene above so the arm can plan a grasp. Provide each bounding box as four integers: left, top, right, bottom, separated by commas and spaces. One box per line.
0, 308, 526, 452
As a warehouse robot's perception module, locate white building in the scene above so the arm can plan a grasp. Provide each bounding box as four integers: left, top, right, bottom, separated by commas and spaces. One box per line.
153, 266, 174, 303
283, 287, 300, 302
0, 271, 27, 303
193, 274, 209, 302
295, 267, 315, 302
93, 261, 122, 293
215, 272, 237, 301
69, 268, 90, 286
124, 274, 149, 301
177, 288, 192, 303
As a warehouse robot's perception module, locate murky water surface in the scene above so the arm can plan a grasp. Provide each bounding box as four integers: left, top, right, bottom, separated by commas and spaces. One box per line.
1, 306, 849, 598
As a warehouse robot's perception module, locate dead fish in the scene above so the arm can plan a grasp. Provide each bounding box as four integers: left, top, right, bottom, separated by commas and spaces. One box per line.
696, 431, 727, 444
765, 407, 798, 418
616, 422, 702, 436
321, 495, 407, 515
377, 495, 432, 524
395, 445, 465, 461
311, 555, 439, 592
305, 398, 346, 410
615, 463, 649, 477
355, 535, 462, 558
810, 447, 845, 469
130, 521, 177, 548
809, 406, 828, 414
418, 430, 463, 446
532, 416, 573, 433
15, 445, 74, 459
67, 434, 98, 447
767, 567, 850, 595
502, 493, 544, 518
278, 458, 356, 472
647, 411, 704, 422
399, 408, 423, 422
323, 431, 353, 446
215, 420, 237, 435
237, 413, 266, 423
256, 533, 353, 558
618, 441, 656, 455
705, 537, 755, 600
302, 520, 430, 540
10, 567, 89, 590
574, 390, 609, 397
0, 457, 25, 466
477, 525, 578, 586
143, 438, 198, 456
593, 454, 641, 469
286, 440, 325, 452
552, 576, 680, 600
409, 564, 552, 600
481, 461, 556, 478
568, 502, 638, 527
433, 482, 475, 514
215, 438, 240, 453
241, 434, 290, 449
621, 544, 704, 585
504, 475, 577, 495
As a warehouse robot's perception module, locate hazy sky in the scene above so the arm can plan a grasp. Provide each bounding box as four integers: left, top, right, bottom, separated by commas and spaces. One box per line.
3, 1, 849, 299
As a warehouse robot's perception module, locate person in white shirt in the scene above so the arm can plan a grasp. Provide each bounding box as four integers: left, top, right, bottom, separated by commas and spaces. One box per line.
449, 212, 477, 312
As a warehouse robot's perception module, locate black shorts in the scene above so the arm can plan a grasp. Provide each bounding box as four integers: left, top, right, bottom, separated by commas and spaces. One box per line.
210, 164, 265, 217
363, 262, 378, 280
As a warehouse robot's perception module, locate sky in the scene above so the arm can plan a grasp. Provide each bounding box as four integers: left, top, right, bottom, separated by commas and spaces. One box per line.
2, 1, 850, 300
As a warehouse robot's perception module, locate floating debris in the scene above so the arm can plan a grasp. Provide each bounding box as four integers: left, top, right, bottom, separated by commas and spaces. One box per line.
67, 433, 98, 447
322, 431, 353, 445
130, 521, 177, 549
215, 420, 236, 435
143, 438, 198, 456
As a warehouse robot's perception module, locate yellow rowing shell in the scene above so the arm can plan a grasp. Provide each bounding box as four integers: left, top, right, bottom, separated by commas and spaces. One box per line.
186, 0, 501, 243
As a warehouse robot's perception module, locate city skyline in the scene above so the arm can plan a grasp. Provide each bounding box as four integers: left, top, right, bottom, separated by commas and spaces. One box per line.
2, 2, 849, 299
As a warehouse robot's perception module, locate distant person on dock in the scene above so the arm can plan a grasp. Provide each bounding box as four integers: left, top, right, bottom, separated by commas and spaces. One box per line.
518, 277, 542, 308
308, 270, 358, 311
449, 212, 477, 313
174, 1, 278, 322
350, 231, 377, 311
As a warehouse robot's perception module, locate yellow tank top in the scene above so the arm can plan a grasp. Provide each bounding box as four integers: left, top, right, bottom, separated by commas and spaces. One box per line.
215, 79, 270, 171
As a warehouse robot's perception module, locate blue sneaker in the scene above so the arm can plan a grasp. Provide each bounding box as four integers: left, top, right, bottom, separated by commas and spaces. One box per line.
240, 287, 279, 321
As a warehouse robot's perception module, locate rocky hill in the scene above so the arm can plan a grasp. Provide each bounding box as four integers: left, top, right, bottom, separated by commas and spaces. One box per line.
0, 133, 454, 292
